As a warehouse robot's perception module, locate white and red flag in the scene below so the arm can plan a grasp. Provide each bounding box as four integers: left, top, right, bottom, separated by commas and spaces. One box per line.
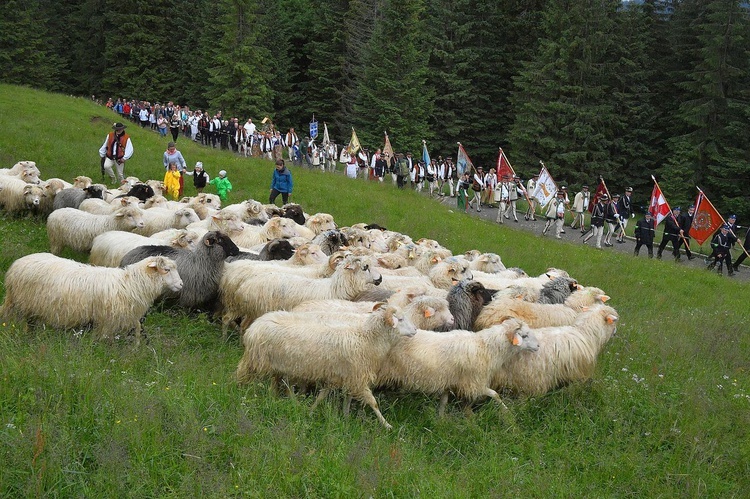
496, 147, 516, 180
648, 182, 672, 225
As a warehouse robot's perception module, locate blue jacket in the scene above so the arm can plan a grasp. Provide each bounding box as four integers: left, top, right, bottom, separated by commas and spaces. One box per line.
271, 167, 293, 193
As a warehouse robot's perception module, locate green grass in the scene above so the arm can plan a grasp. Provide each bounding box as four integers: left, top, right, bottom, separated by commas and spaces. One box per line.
1, 84, 750, 496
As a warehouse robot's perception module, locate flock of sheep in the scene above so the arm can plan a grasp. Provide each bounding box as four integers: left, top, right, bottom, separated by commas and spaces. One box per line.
0, 160, 619, 428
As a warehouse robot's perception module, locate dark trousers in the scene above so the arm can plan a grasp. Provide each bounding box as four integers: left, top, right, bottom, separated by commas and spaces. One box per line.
269, 189, 289, 205
657, 234, 678, 257
397, 175, 406, 189
673, 236, 692, 259
734, 241, 749, 267
634, 241, 653, 258
707, 250, 733, 273
171, 127, 179, 141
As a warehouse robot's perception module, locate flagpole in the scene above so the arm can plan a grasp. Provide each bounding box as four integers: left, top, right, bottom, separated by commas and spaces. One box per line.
651, 175, 690, 248
500, 147, 532, 212
600, 177, 628, 237
697, 186, 750, 260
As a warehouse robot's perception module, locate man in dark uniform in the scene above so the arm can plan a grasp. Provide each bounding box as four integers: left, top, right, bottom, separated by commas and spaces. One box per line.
583, 194, 607, 249
674, 204, 695, 261
707, 224, 734, 276
633, 212, 656, 258
656, 206, 682, 259
615, 187, 633, 243
603, 193, 620, 247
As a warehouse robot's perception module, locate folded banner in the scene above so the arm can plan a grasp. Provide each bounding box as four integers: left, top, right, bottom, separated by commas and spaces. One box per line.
322, 122, 330, 147
690, 190, 723, 245
589, 179, 608, 213
348, 127, 361, 155
422, 140, 431, 169
383, 132, 394, 161
531, 165, 557, 208
496, 148, 516, 180
456, 142, 476, 176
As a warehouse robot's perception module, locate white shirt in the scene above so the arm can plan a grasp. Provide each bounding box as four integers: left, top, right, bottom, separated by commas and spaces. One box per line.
244, 121, 256, 135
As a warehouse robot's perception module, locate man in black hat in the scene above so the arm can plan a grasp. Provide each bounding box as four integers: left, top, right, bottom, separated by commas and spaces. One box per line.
603, 193, 621, 247
615, 187, 634, 243
707, 224, 734, 276
98, 122, 133, 184
583, 193, 608, 249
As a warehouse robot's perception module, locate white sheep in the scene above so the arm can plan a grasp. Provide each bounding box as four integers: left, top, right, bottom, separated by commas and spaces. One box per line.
377, 318, 539, 416
143, 195, 169, 209
0, 179, 46, 215
219, 254, 382, 334
466, 252, 506, 273
471, 268, 568, 296
236, 303, 417, 429
0, 253, 182, 345
79, 196, 140, 215
133, 207, 200, 236
228, 216, 300, 248
0, 165, 41, 184
89, 229, 200, 267
0, 160, 40, 177
379, 256, 473, 291
46, 206, 146, 254
491, 305, 619, 396
186, 211, 245, 239
220, 199, 269, 223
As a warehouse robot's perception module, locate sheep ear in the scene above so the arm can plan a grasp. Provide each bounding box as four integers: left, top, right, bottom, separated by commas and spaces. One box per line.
423, 307, 434, 318
606, 314, 618, 325
576, 284, 583, 290
204, 237, 214, 246
600, 295, 610, 302
147, 260, 159, 269
581, 306, 590, 312
511, 333, 522, 346
372, 302, 386, 311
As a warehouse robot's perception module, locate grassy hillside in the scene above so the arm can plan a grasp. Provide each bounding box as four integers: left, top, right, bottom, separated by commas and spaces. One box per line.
1, 84, 749, 496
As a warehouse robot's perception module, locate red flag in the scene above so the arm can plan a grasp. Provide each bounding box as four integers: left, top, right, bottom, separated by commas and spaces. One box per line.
649, 183, 671, 225
589, 179, 607, 213
496, 148, 516, 180
690, 191, 723, 245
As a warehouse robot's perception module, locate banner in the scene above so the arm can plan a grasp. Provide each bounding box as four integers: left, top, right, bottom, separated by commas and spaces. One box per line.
531, 165, 557, 208
422, 140, 431, 169
456, 142, 476, 175
690, 190, 723, 245
383, 132, 394, 162
348, 127, 361, 155
309, 116, 318, 139
496, 148, 516, 180
589, 179, 608, 213
321, 122, 330, 147
648, 183, 672, 226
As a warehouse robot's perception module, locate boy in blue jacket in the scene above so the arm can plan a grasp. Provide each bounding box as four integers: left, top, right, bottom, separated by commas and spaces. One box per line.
270, 159, 293, 205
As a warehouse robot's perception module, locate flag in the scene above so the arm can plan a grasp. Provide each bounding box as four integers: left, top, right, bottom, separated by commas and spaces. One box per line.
348, 127, 361, 155
648, 183, 671, 225
531, 165, 557, 208
383, 132, 394, 162
309, 116, 318, 139
496, 148, 516, 180
456, 142, 476, 175
422, 140, 431, 168
690, 191, 723, 245
589, 179, 608, 213
321, 122, 330, 147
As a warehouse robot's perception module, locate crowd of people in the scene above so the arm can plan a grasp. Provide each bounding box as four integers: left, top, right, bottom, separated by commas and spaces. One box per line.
102, 97, 748, 275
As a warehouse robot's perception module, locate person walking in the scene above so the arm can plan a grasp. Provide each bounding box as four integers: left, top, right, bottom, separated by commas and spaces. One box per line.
98, 122, 133, 185
162, 142, 187, 197
542, 190, 566, 238
707, 224, 734, 276
163, 162, 182, 200
184, 162, 209, 193
496, 175, 510, 224
633, 212, 655, 258
209, 169, 232, 202
583, 194, 607, 249
525, 173, 539, 221
269, 159, 293, 205
570, 185, 590, 232
656, 206, 682, 259
169, 112, 181, 142
603, 193, 620, 247
457, 172, 471, 212
732, 227, 750, 272
504, 175, 523, 222
674, 204, 695, 261
468, 167, 484, 212
395, 153, 409, 189
615, 187, 634, 242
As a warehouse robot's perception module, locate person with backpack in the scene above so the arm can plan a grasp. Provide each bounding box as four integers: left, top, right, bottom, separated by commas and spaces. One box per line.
396, 153, 409, 189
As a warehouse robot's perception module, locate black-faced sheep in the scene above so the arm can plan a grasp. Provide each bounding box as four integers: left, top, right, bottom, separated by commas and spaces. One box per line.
119, 231, 239, 310
52, 185, 106, 210
227, 238, 297, 262
0, 253, 182, 345
312, 229, 349, 255
236, 303, 417, 429
89, 229, 200, 268
537, 277, 581, 305
281, 203, 306, 225
446, 279, 497, 330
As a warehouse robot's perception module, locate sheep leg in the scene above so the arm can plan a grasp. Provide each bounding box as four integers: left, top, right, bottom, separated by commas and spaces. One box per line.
437, 391, 450, 418
485, 387, 509, 411
343, 395, 353, 416
356, 389, 392, 430
310, 388, 330, 412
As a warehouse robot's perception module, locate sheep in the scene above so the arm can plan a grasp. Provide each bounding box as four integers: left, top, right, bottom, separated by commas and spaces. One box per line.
373, 253, 410, 270
0, 180, 46, 215
47, 206, 146, 254
537, 277, 582, 304
379, 256, 473, 291
292, 294, 454, 332
447, 279, 497, 330
491, 305, 619, 396
133, 207, 200, 236
52, 185, 106, 210
0, 160, 40, 177
39, 179, 68, 215
187, 211, 246, 239
221, 199, 269, 223
311, 229, 349, 255
219, 254, 382, 334
305, 213, 337, 236
281, 203, 306, 225
168, 193, 221, 220
385, 233, 413, 252
227, 238, 297, 262
466, 252, 506, 273
377, 318, 539, 417
114, 183, 155, 203
79, 196, 140, 215
565, 286, 610, 310
72, 176, 92, 188
143, 195, 169, 209
228, 216, 300, 248
89, 229, 200, 267
341, 227, 371, 249
236, 303, 417, 429
0, 165, 41, 184
263, 204, 285, 218
471, 268, 567, 296
145, 180, 164, 197
120, 231, 239, 310
0, 253, 182, 345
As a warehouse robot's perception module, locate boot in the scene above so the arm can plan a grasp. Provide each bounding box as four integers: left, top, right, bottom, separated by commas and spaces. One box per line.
633, 249, 639, 256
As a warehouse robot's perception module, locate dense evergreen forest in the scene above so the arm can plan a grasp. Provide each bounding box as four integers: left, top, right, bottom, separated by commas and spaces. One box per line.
2, 0, 749, 217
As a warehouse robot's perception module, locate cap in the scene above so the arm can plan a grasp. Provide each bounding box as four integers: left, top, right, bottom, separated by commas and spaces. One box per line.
167, 141, 176, 148
689, 204, 695, 209
600, 194, 609, 200
721, 224, 731, 230
673, 206, 681, 211
729, 214, 737, 219
219, 170, 227, 177
195, 162, 203, 169
112, 122, 126, 130
645, 212, 653, 217
612, 193, 621, 198
557, 190, 565, 196
561, 185, 567, 190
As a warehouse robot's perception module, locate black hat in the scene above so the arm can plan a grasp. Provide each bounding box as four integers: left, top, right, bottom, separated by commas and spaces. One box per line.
673, 206, 681, 211
612, 193, 621, 198
600, 194, 609, 200
112, 122, 126, 130
582, 185, 589, 189
645, 212, 652, 217
625, 187, 633, 192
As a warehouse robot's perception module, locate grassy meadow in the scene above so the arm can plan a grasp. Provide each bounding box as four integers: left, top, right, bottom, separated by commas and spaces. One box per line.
1, 84, 749, 496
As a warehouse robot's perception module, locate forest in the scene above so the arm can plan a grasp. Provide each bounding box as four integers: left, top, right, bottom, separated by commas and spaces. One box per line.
2, 0, 749, 217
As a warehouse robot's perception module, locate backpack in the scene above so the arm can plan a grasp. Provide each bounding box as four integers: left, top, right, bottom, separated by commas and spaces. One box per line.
397, 159, 409, 177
